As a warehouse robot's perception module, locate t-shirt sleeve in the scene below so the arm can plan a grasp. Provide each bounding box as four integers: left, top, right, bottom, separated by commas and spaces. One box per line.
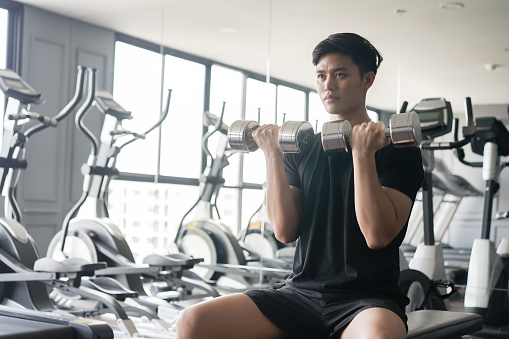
377, 145, 424, 201
283, 152, 301, 188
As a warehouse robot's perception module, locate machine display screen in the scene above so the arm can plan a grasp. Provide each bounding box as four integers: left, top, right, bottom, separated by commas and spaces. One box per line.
417, 110, 442, 123
100, 97, 124, 111
3, 78, 27, 91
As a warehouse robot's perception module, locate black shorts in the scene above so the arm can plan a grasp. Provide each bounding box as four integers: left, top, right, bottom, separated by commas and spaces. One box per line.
244, 283, 407, 339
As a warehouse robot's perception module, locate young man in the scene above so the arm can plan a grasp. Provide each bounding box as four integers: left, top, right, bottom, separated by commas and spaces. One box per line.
176, 32, 424, 339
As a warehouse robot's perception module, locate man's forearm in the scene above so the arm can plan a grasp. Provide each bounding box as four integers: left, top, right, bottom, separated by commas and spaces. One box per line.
265, 152, 300, 244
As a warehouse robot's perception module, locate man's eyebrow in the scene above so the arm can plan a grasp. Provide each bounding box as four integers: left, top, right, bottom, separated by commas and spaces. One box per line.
315, 67, 348, 73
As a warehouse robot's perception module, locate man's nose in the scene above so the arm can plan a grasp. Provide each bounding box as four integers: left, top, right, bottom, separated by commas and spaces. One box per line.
324, 76, 334, 91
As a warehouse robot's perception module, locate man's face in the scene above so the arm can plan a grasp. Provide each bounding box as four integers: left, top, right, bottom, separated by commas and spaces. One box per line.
315, 52, 372, 118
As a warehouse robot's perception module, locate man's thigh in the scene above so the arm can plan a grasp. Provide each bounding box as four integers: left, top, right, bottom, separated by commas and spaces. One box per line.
246, 284, 324, 338
176, 293, 288, 339
337, 307, 406, 339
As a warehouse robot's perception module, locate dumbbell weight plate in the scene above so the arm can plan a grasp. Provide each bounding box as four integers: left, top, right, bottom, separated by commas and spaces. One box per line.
279, 121, 314, 153
228, 120, 259, 152
321, 119, 351, 154
390, 112, 422, 148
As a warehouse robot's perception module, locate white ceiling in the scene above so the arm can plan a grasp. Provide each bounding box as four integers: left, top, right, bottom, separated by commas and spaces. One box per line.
14, 0, 509, 115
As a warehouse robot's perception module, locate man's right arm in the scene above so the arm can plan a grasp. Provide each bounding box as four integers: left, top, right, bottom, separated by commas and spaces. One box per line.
252, 125, 301, 244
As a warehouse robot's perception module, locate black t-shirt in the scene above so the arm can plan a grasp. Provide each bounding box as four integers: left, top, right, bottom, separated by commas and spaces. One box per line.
283, 133, 424, 303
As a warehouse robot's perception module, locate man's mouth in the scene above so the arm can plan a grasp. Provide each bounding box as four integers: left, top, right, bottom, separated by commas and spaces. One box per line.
324, 95, 339, 103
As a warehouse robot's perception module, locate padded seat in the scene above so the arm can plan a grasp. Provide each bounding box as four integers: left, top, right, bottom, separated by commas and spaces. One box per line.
143, 253, 202, 269
407, 310, 482, 338
33, 257, 105, 274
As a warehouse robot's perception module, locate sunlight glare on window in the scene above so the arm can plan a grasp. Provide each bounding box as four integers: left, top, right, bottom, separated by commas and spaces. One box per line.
160, 55, 205, 178
0, 9, 7, 69
308, 91, 328, 133
0, 9, 8, 131
242, 78, 276, 184
209, 65, 243, 186
113, 42, 162, 174
240, 188, 265, 233
216, 187, 239, 233
276, 85, 305, 124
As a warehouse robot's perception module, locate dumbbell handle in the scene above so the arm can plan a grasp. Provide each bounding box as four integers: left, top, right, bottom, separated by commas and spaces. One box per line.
345, 125, 392, 139
322, 112, 421, 154
245, 124, 259, 140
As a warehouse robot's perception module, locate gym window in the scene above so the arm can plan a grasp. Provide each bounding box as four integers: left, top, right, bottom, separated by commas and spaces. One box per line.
0, 8, 7, 69
0, 0, 23, 130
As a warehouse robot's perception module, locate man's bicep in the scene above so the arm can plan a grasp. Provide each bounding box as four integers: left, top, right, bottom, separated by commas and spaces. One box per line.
382, 186, 413, 229
289, 185, 301, 217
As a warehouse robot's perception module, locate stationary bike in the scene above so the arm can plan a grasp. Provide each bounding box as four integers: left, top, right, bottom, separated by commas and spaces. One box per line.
173, 106, 291, 292
455, 113, 509, 337
398, 97, 476, 312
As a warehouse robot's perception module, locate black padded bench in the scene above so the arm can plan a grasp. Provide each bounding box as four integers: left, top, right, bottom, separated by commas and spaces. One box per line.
407, 310, 483, 338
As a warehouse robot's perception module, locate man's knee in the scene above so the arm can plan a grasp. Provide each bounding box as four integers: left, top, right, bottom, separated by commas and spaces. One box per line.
175, 305, 204, 339
340, 308, 406, 339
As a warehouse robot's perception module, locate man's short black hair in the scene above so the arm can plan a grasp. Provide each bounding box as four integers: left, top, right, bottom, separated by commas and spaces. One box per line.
312, 33, 383, 76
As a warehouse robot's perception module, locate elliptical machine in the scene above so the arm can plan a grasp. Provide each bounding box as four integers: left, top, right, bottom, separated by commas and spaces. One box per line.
237, 187, 294, 264
46, 74, 217, 318
0, 66, 195, 338
0, 66, 114, 338
455, 113, 509, 337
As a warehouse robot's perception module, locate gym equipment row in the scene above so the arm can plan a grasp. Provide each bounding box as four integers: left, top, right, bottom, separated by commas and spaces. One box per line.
0, 67, 116, 338
0, 66, 220, 338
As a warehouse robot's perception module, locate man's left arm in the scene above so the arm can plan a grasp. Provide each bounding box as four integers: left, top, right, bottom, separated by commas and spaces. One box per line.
350, 121, 420, 249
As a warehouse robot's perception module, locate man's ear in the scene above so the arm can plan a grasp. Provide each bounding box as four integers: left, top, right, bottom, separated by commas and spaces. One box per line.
363, 71, 376, 90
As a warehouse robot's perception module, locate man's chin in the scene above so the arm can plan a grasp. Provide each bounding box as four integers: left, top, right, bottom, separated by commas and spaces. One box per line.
324, 107, 342, 115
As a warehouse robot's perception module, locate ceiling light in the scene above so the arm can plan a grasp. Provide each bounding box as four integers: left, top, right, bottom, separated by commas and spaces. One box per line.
439, 2, 465, 10
484, 64, 498, 71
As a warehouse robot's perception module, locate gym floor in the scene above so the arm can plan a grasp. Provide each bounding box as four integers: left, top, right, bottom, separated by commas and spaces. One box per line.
448, 286, 466, 312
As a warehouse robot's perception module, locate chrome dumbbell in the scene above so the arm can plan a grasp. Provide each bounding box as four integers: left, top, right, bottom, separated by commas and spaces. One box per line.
228, 120, 314, 153
321, 112, 421, 154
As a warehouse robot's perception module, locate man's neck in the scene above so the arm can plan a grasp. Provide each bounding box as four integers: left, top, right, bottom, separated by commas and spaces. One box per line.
330, 110, 371, 126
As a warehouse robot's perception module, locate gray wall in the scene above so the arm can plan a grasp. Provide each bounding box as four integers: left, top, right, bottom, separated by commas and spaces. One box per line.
17, 5, 114, 255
